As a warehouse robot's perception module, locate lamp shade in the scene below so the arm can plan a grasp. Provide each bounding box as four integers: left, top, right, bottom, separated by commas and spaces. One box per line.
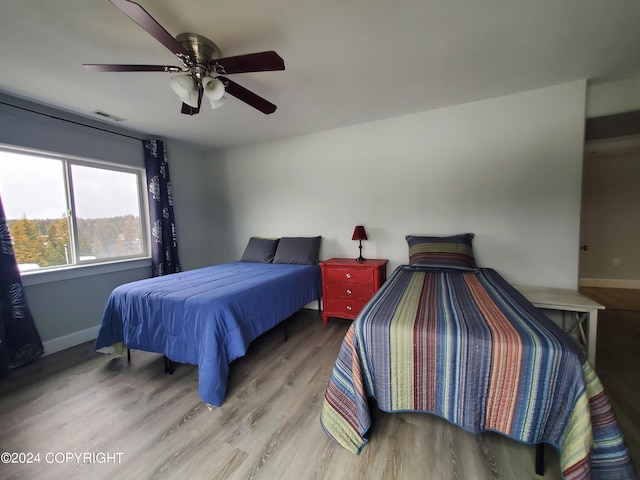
202, 76, 225, 101
207, 97, 227, 109
169, 74, 199, 108
352, 225, 368, 241
202, 76, 226, 109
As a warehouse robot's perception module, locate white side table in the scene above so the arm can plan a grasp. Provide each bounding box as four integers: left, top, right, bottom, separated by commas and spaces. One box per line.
513, 285, 605, 367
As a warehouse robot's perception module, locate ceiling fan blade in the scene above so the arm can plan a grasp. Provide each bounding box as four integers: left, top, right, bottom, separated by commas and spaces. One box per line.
181, 102, 198, 115
84, 64, 183, 73
219, 77, 277, 114
211, 51, 285, 74
109, 0, 192, 65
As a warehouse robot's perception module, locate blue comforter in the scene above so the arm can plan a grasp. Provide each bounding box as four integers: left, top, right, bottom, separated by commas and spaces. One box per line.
95, 262, 321, 406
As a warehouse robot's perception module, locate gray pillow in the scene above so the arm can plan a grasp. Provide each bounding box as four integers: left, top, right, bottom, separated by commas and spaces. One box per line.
240, 237, 280, 263
273, 236, 321, 265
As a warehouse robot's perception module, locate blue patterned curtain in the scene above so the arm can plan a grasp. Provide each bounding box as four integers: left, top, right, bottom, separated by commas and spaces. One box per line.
0, 195, 44, 378
143, 139, 181, 277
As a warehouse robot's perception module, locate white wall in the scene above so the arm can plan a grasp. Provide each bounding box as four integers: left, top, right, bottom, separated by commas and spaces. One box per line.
164, 139, 220, 271
215, 81, 587, 289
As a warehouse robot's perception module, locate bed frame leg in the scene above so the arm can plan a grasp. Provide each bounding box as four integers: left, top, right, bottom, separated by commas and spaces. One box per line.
535, 443, 544, 476
127, 348, 131, 362
317, 297, 321, 313
164, 355, 175, 375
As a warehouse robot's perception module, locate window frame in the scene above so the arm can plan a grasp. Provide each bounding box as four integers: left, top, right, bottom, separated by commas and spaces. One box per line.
0, 143, 151, 277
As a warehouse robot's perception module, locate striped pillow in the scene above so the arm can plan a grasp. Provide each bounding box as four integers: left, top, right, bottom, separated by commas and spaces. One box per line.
405, 233, 477, 271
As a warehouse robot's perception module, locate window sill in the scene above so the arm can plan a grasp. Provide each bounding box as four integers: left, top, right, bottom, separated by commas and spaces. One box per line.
20, 258, 151, 286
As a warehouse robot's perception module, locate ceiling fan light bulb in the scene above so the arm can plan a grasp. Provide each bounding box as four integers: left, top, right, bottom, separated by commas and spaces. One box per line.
202, 76, 225, 101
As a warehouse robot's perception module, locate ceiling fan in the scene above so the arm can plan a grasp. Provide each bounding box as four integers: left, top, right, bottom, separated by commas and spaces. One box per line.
84, 0, 284, 115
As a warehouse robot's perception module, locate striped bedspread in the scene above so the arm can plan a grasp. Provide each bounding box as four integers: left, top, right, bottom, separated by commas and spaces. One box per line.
320, 265, 634, 480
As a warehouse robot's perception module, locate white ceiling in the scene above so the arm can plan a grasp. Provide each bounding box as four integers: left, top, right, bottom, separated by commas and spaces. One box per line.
1, 0, 640, 149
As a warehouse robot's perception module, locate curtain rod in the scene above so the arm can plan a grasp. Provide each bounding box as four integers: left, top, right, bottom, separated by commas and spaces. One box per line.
0, 100, 146, 142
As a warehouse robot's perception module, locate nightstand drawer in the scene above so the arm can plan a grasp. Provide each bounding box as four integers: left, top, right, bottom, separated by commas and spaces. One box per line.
324, 267, 373, 284
325, 282, 374, 300
323, 298, 368, 318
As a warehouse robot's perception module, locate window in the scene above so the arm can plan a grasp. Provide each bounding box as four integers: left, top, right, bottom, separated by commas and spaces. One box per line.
0, 145, 149, 272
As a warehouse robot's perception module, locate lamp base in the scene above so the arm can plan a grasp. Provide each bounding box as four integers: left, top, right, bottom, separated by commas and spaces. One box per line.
356, 242, 365, 262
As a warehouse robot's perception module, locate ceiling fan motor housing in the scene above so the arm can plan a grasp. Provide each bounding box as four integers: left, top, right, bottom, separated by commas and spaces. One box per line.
176, 33, 221, 72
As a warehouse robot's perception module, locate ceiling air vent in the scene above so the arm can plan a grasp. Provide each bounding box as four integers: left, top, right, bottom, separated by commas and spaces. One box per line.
93, 110, 126, 122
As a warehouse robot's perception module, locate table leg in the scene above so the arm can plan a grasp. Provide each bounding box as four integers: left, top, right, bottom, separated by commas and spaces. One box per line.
586, 308, 598, 367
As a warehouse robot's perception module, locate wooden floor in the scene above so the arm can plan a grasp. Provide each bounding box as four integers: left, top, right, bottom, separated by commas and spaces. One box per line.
579, 286, 640, 311
1, 305, 638, 480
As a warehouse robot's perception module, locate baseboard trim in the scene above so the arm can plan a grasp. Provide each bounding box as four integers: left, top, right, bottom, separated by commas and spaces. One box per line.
43, 325, 100, 356
579, 278, 640, 289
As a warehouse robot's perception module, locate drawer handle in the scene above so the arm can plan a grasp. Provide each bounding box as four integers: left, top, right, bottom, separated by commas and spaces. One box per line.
346, 273, 351, 278
346, 305, 352, 311
346, 289, 352, 295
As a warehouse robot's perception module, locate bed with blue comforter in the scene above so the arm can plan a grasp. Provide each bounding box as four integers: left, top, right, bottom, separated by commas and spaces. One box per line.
320, 264, 634, 480
95, 261, 321, 406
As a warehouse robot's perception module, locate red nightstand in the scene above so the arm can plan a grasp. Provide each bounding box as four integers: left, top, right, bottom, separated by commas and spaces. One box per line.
319, 258, 388, 324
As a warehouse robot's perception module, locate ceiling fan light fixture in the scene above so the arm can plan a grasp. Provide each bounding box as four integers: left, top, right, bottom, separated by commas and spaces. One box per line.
202, 76, 225, 101
169, 74, 199, 107
86, 1, 284, 115
208, 96, 227, 110
202, 76, 226, 110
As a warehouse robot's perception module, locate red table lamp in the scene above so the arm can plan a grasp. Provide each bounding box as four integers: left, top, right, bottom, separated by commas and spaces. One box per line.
352, 225, 368, 262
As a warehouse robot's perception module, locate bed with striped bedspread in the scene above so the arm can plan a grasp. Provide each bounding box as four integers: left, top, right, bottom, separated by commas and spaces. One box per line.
320, 265, 634, 480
